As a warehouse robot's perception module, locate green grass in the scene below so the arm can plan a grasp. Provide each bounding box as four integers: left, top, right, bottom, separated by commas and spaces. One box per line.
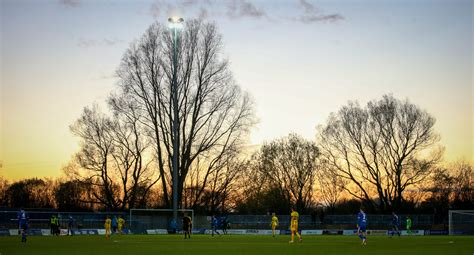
1, 235, 473, 255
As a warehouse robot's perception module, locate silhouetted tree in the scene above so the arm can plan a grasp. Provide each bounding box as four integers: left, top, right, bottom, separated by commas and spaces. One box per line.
4, 178, 56, 208
245, 134, 320, 213
182, 150, 248, 213
235, 186, 292, 215
316, 160, 346, 212
0, 177, 9, 206
318, 95, 442, 212
69, 106, 119, 210
55, 180, 91, 211
68, 100, 156, 210
421, 161, 474, 218
116, 19, 255, 207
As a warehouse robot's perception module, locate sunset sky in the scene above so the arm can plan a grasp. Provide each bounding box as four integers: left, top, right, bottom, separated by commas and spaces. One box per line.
1, 0, 472, 180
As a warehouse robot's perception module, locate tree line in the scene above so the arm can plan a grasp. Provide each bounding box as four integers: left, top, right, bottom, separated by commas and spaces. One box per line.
0, 153, 472, 217
0, 20, 472, 218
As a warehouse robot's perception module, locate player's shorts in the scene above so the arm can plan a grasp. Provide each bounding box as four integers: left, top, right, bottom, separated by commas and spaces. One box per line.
271, 223, 277, 228
183, 224, 190, 231
359, 225, 366, 232
290, 222, 298, 232
105, 227, 111, 232
20, 223, 28, 231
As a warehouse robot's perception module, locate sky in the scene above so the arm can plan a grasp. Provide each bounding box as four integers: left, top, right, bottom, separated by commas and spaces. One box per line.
1, 0, 472, 180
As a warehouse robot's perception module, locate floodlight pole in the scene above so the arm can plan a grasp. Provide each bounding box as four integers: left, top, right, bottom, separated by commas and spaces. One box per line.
168, 16, 183, 227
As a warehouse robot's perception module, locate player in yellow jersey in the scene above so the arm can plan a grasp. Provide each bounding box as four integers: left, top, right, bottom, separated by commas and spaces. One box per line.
117, 215, 125, 234
271, 213, 279, 237
289, 208, 302, 243
104, 216, 111, 239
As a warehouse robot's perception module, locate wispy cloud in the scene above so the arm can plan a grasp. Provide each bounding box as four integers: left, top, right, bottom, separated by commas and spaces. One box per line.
198, 7, 209, 20
149, 1, 171, 18
77, 38, 96, 48
77, 38, 123, 48
149, 0, 266, 19
299, 0, 316, 14
59, 0, 81, 8
103, 38, 124, 46
226, 0, 266, 19
147, 0, 342, 24
295, 0, 344, 24
296, 13, 344, 24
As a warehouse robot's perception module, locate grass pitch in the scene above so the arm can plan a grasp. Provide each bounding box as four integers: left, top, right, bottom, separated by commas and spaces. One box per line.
1, 234, 473, 255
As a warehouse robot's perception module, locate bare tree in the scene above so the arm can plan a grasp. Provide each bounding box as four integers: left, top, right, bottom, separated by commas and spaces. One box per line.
318, 94, 442, 211
0, 177, 8, 206
316, 160, 346, 212
108, 94, 158, 209
427, 161, 474, 207
68, 101, 155, 210
69, 105, 118, 209
252, 134, 320, 212
3, 178, 56, 208
116, 19, 255, 207
183, 151, 248, 213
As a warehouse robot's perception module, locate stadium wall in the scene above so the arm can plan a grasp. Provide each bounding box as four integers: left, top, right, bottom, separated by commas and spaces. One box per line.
0, 211, 457, 236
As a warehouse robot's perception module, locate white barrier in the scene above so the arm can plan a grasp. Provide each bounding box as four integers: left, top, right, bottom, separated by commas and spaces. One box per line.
226, 229, 247, 235
1, 228, 426, 236
367, 230, 388, 236
41, 229, 51, 236
205, 229, 276, 235
146, 229, 168, 234
343, 230, 357, 235
301, 230, 323, 235
401, 230, 424, 236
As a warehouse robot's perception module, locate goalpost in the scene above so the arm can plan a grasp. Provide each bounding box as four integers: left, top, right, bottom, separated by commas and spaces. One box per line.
129, 209, 194, 234
448, 210, 474, 235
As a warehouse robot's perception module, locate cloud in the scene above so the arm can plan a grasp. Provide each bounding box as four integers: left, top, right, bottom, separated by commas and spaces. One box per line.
295, 0, 344, 24
226, 0, 266, 19
149, 0, 178, 19
198, 7, 209, 20
147, 0, 342, 24
149, 1, 163, 18
77, 38, 96, 48
149, 0, 266, 21
59, 0, 80, 7
299, 0, 316, 14
297, 13, 344, 24
103, 38, 124, 46
77, 38, 123, 48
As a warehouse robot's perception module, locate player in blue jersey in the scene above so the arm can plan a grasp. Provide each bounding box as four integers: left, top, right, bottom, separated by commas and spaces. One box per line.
357, 208, 367, 245
67, 215, 74, 236
211, 215, 220, 237
112, 215, 118, 234
390, 212, 401, 237
17, 208, 28, 242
